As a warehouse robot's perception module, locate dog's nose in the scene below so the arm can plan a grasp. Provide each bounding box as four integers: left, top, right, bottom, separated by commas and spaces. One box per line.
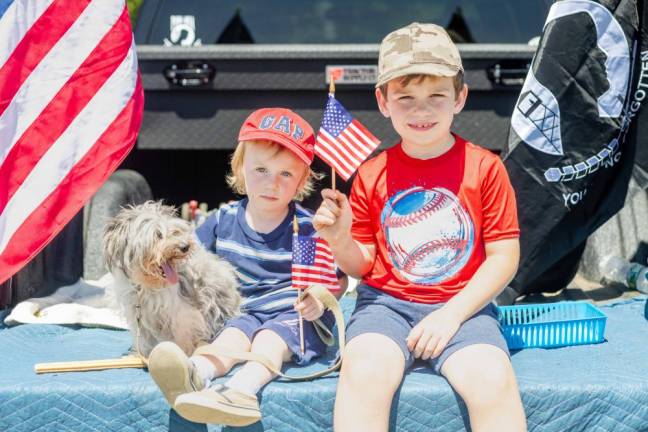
179, 244, 190, 253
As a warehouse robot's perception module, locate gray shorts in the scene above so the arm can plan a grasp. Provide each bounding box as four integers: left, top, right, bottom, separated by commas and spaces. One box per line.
224, 309, 334, 366
346, 284, 509, 373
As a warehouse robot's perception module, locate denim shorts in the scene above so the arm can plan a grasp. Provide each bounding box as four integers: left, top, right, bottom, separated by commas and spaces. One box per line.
346, 284, 509, 373
223, 308, 334, 366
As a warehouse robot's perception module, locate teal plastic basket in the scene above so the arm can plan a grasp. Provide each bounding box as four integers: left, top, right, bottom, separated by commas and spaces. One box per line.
498, 302, 607, 349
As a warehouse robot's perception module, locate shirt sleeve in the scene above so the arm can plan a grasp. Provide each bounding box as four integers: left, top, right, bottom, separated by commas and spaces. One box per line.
349, 171, 376, 245
194, 211, 219, 251
481, 156, 520, 242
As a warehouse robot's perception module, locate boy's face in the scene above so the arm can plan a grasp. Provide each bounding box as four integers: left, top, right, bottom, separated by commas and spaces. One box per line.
376, 75, 468, 152
241, 141, 308, 214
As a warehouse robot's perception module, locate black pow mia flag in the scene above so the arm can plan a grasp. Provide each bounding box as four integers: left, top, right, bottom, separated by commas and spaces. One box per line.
504, 0, 648, 295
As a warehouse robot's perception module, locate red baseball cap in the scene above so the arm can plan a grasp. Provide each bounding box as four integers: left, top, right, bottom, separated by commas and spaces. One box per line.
238, 108, 315, 165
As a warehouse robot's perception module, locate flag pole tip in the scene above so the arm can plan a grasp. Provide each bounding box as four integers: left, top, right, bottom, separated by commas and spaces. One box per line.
329, 74, 336, 95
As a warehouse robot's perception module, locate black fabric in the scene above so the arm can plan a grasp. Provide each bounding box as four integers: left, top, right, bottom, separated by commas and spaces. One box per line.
504, 0, 648, 296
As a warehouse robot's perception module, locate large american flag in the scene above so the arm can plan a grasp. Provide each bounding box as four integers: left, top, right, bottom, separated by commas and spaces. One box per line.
316, 95, 380, 180
0, 0, 144, 284
292, 234, 340, 292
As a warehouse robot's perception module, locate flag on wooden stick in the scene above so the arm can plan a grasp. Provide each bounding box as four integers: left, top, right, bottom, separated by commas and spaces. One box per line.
315, 95, 380, 181
292, 234, 340, 292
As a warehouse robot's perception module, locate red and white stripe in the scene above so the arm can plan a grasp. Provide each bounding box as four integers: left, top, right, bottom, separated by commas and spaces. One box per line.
292, 239, 340, 291
316, 119, 380, 180
0, 0, 144, 284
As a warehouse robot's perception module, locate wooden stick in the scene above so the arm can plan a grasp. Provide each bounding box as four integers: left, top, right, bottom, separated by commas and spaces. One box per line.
293, 216, 305, 355
329, 74, 338, 191
35, 355, 146, 374
298, 290, 305, 355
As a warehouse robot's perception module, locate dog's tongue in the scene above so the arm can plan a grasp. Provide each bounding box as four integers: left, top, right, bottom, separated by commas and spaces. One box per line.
162, 261, 179, 285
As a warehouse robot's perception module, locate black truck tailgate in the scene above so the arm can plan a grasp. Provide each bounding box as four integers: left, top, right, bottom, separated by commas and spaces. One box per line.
136, 44, 534, 153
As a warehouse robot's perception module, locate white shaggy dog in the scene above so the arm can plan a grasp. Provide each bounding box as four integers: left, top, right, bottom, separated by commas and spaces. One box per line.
103, 201, 241, 356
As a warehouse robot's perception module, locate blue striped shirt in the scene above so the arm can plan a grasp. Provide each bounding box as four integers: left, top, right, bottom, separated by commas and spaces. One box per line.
195, 198, 317, 314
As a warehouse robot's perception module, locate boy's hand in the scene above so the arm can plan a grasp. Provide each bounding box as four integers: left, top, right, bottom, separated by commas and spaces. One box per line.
312, 189, 353, 244
294, 292, 325, 321
406, 308, 461, 360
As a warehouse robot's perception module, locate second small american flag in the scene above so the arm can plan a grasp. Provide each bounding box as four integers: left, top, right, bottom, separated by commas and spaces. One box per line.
292, 235, 340, 291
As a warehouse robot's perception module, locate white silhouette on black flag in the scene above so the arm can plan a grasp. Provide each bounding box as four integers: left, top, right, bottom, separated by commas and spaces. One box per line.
504, 0, 648, 296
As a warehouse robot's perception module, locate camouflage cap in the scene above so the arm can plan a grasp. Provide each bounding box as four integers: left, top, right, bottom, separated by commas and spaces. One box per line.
376, 22, 463, 88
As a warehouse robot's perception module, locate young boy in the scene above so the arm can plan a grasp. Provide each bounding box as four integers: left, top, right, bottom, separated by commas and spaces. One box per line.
148, 108, 346, 427
313, 23, 527, 431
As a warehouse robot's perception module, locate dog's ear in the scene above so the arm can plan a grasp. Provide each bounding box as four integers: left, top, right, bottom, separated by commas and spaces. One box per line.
102, 214, 125, 272
102, 219, 116, 272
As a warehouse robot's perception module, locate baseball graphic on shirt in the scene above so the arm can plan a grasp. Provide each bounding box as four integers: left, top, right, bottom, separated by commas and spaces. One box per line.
381, 186, 474, 284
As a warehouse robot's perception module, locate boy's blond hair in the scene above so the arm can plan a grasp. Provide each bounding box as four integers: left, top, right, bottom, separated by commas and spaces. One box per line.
378, 72, 465, 100
227, 140, 323, 201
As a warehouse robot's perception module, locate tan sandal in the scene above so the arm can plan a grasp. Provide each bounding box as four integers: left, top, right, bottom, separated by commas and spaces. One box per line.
148, 341, 205, 406
174, 384, 261, 426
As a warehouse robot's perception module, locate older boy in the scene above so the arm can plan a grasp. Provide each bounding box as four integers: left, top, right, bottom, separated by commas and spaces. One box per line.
313, 23, 526, 431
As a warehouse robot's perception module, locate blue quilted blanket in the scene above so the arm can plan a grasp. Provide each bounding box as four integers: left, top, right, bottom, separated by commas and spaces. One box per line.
1, 297, 647, 431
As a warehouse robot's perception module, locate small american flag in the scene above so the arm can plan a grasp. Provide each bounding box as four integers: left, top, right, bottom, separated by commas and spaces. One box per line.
316, 95, 380, 180
0, 0, 143, 284
292, 234, 340, 291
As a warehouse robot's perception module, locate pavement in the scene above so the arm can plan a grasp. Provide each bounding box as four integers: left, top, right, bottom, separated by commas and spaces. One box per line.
518, 273, 643, 305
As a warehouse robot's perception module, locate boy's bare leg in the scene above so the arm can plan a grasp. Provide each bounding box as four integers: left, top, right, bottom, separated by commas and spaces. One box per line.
441, 344, 527, 432
197, 327, 252, 378
173, 329, 291, 426
334, 333, 405, 432
224, 329, 292, 394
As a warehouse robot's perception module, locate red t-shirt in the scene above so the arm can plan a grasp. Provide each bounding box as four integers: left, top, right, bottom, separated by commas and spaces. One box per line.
349, 135, 519, 304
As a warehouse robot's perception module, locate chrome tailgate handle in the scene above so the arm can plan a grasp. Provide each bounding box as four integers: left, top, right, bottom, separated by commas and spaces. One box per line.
164, 61, 215, 87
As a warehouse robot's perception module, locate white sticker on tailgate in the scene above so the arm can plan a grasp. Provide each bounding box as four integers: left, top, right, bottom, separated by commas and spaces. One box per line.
326, 65, 378, 85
